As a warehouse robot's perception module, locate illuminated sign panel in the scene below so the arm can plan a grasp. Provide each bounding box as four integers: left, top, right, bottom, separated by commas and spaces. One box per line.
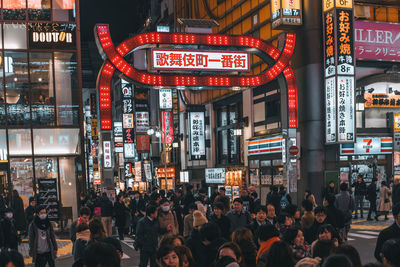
103, 141, 112, 168
189, 111, 206, 160
271, 0, 302, 29
28, 23, 76, 49
395, 113, 400, 132
159, 89, 172, 109
340, 137, 392, 155
365, 93, 400, 108
205, 168, 226, 184
160, 111, 174, 144
355, 21, 400, 62
323, 3, 355, 144
248, 136, 283, 155
152, 49, 250, 72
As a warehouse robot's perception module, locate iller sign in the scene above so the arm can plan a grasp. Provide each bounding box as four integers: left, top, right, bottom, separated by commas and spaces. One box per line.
152, 49, 250, 72
28, 23, 76, 49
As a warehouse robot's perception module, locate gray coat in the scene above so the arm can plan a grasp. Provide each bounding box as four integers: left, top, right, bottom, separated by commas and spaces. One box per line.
226, 209, 252, 233
335, 191, 354, 224
28, 221, 58, 262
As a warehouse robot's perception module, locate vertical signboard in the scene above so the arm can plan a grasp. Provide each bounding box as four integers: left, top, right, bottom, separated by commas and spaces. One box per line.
122, 80, 136, 158
189, 111, 206, 160
323, 0, 355, 144
271, 0, 302, 29
159, 89, 173, 109
103, 141, 112, 168
160, 111, 174, 144
136, 112, 149, 133
394, 113, 400, 180
37, 179, 59, 221
124, 163, 133, 178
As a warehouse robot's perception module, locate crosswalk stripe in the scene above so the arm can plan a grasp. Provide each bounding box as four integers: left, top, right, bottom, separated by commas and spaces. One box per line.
356, 231, 380, 236
348, 233, 376, 239
347, 238, 355, 241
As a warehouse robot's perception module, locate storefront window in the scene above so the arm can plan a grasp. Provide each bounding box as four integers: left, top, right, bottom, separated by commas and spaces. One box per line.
30, 52, 55, 125
10, 158, 33, 208
54, 52, 79, 125
0, 52, 5, 126
8, 129, 32, 156
4, 24, 27, 49
0, 130, 7, 162
5, 51, 30, 126
3, 0, 27, 20
52, 0, 75, 21
28, 0, 51, 20
59, 157, 77, 219
33, 128, 80, 155
35, 157, 58, 179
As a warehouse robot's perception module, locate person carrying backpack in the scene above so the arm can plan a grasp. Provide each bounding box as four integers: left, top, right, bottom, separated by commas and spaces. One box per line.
279, 186, 292, 211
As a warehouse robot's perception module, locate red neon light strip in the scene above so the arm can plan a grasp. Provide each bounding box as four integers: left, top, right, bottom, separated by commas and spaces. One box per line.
283, 67, 298, 128
98, 60, 114, 130
96, 24, 296, 88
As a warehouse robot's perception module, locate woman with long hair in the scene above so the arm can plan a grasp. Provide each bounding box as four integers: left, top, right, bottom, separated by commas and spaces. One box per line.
232, 228, 257, 267
264, 241, 295, 267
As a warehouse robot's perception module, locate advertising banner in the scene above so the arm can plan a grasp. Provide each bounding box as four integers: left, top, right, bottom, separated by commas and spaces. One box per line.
205, 168, 226, 184
337, 76, 355, 142
28, 23, 76, 49
340, 137, 392, 155
37, 179, 59, 220
189, 111, 206, 160
160, 111, 174, 144
248, 136, 283, 155
136, 112, 149, 133
103, 141, 112, 168
325, 77, 336, 143
159, 89, 173, 109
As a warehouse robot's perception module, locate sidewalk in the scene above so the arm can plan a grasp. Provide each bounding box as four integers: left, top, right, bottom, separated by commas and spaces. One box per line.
20, 238, 73, 265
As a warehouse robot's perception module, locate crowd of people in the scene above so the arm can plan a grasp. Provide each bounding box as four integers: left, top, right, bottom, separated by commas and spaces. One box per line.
0, 176, 399, 267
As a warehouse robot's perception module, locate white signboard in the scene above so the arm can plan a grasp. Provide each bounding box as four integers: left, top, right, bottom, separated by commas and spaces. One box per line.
337, 76, 355, 142
103, 141, 112, 168
180, 171, 189, 183
340, 137, 392, 155
205, 168, 226, 184
152, 49, 250, 72
325, 77, 336, 143
135, 161, 142, 182
123, 114, 134, 129
124, 143, 135, 159
136, 112, 149, 133
159, 89, 173, 109
144, 163, 152, 182
189, 112, 206, 159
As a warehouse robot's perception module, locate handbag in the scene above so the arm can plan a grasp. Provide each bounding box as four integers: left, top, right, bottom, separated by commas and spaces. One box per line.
384, 198, 390, 203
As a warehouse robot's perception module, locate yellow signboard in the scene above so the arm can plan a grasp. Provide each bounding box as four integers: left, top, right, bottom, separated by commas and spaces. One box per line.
335, 0, 353, 9
323, 0, 335, 12
364, 93, 400, 108
271, 0, 280, 14
282, 0, 300, 10
395, 113, 400, 132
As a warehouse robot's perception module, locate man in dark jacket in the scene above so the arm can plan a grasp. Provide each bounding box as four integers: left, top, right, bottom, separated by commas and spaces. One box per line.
266, 186, 281, 214
1, 208, 18, 250
374, 203, 400, 262
304, 206, 328, 244
183, 185, 196, 215
214, 187, 231, 214
352, 175, 367, 218
226, 198, 252, 232
25, 197, 36, 228
136, 205, 159, 267
324, 195, 345, 230
209, 202, 231, 240
240, 189, 254, 213
367, 178, 379, 221
392, 178, 400, 206
129, 191, 146, 236
322, 181, 337, 201
98, 193, 114, 237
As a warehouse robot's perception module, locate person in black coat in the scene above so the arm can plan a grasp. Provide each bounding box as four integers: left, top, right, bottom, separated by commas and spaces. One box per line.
183, 185, 196, 215
374, 203, 400, 262
172, 189, 184, 235
351, 175, 367, 218
1, 208, 18, 250
266, 186, 281, 214
367, 178, 379, 221
97, 193, 114, 237
209, 202, 231, 240
25, 197, 36, 229
322, 181, 338, 201
304, 206, 328, 244
114, 193, 129, 240
10, 190, 26, 233
129, 191, 146, 235
136, 205, 159, 267
323, 195, 345, 231
392, 179, 400, 206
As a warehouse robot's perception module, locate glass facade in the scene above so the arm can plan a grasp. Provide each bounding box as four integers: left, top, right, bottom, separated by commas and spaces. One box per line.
0, 0, 81, 220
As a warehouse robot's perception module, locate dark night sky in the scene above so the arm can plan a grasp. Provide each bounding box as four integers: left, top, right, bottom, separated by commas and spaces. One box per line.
80, 0, 149, 43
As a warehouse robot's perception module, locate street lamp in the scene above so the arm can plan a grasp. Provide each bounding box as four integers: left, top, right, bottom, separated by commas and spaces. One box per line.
147, 126, 169, 190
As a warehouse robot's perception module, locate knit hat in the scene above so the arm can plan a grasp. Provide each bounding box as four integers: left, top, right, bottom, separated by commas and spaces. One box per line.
193, 210, 208, 227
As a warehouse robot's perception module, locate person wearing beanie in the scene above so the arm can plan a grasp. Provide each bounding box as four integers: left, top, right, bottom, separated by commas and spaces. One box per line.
28, 206, 57, 267
25, 197, 36, 229
192, 210, 208, 230
226, 198, 252, 233
158, 198, 179, 237
1, 207, 18, 250
186, 210, 209, 259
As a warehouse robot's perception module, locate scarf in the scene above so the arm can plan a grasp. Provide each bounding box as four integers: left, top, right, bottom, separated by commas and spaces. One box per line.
256, 237, 280, 263
34, 215, 51, 231
76, 229, 91, 242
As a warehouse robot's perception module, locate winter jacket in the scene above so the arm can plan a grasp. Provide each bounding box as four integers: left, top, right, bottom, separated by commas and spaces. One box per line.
28, 219, 57, 262
326, 204, 345, 229
129, 197, 146, 216
209, 213, 231, 240
304, 220, 327, 244
378, 185, 391, 212
214, 195, 231, 214
72, 239, 88, 267
374, 222, 400, 262
183, 192, 196, 214
114, 201, 129, 228
301, 211, 315, 229
158, 209, 179, 235
135, 216, 159, 252
183, 213, 194, 238
352, 181, 367, 196
393, 184, 400, 205
367, 183, 378, 201
236, 239, 257, 267
226, 209, 252, 233
98, 196, 113, 217
11, 196, 26, 231
335, 191, 354, 224
25, 205, 36, 227
267, 192, 281, 212
0, 218, 18, 250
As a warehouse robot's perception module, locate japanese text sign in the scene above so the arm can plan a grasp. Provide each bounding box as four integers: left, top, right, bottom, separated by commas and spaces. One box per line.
271, 0, 302, 29
365, 93, 400, 108
103, 141, 112, 168
160, 111, 174, 144
337, 76, 354, 142
136, 111, 149, 133
159, 89, 173, 109
124, 163, 133, 178
28, 23, 76, 50
355, 21, 400, 62
189, 112, 206, 160
152, 49, 250, 72
324, 11, 336, 77
395, 113, 400, 132
325, 77, 336, 143
205, 168, 226, 184
336, 9, 354, 75
323, 0, 353, 12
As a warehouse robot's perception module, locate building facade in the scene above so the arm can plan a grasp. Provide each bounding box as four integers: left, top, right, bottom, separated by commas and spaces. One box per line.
0, 0, 83, 220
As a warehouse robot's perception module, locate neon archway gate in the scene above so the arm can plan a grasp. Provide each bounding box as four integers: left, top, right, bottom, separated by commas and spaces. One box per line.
95, 24, 298, 130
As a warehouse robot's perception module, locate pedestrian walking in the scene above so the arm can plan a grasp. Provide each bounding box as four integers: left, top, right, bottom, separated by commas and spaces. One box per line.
89, 217, 106, 242
183, 185, 196, 215
367, 178, 379, 221
72, 222, 90, 267
28, 206, 57, 267
98, 192, 113, 237
256, 224, 280, 265
267, 186, 281, 214
156, 245, 180, 267
232, 228, 257, 267
183, 203, 196, 238
334, 183, 354, 240
129, 191, 146, 236
226, 198, 252, 233
114, 192, 130, 240
70, 207, 91, 243
214, 187, 231, 214
250, 206, 268, 239
351, 175, 367, 218
10, 190, 26, 234
323, 181, 337, 201
209, 202, 231, 240
136, 205, 159, 267
304, 190, 317, 209
25, 197, 36, 229
301, 200, 315, 229
1, 208, 19, 250
158, 198, 179, 236
377, 181, 391, 220
392, 178, 400, 206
